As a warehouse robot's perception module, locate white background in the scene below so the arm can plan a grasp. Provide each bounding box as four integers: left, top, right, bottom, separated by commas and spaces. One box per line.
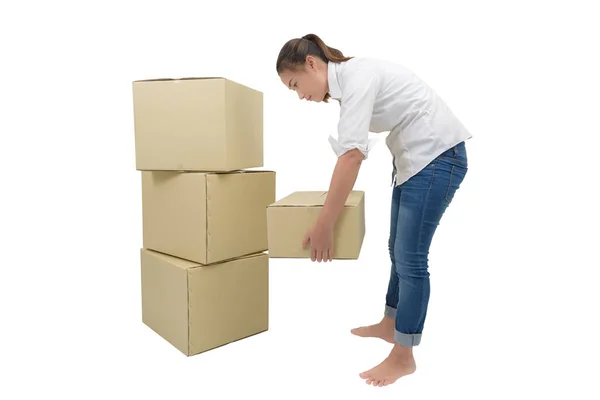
1, 0, 599, 398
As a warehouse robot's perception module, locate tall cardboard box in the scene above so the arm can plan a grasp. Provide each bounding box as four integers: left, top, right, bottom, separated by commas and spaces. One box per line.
132, 77, 263, 171
141, 248, 269, 356
142, 170, 275, 264
266, 191, 365, 259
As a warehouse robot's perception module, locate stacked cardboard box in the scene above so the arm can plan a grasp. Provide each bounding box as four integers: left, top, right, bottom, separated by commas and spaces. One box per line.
132, 77, 275, 356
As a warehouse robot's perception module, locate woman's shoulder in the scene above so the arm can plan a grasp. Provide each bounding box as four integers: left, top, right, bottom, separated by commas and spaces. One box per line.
337, 57, 414, 81
338, 56, 380, 68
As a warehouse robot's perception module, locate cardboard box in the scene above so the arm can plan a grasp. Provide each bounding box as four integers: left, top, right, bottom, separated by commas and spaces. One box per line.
266, 191, 365, 259
132, 77, 263, 171
142, 170, 275, 264
141, 248, 269, 356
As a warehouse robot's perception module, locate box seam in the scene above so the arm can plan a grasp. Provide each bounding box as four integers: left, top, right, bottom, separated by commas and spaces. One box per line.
187, 269, 191, 356
269, 205, 353, 208
224, 80, 228, 170
205, 176, 210, 264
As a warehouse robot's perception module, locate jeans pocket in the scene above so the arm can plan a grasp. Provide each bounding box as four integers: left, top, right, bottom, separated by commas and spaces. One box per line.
445, 164, 467, 204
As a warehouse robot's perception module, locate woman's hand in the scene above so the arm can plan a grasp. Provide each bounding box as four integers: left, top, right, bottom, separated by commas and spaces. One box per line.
302, 147, 365, 262
302, 219, 334, 262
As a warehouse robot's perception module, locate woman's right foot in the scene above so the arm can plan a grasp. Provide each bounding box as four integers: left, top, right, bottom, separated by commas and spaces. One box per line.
351, 316, 395, 344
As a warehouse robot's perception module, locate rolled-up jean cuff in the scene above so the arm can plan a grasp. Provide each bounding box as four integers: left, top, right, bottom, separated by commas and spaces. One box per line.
384, 305, 397, 318
394, 330, 422, 347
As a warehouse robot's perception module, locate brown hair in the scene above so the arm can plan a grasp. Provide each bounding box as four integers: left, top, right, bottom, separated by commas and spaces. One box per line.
276, 34, 353, 102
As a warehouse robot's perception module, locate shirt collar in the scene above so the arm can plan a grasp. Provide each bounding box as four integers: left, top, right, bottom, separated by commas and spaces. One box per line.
327, 61, 342, 100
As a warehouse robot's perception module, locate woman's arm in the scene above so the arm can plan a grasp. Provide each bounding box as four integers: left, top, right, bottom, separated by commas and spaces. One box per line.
302, 148, 364, 261
302, 70, 376, 261
319, 148, 364, 227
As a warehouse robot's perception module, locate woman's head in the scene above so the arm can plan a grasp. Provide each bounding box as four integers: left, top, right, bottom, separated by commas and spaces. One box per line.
276, 34, 352, 103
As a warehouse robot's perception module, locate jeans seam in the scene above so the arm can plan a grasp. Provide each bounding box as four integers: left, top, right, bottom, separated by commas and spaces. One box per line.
389, 185, 401, 251
387, 186, 400, 309
429, 163, 436, 189
438, 156, 468, 167
414, 171, 433, 333
445, 165, 455, 204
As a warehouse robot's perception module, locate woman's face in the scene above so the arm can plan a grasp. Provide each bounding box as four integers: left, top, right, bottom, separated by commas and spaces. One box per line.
279, 55, 329, 102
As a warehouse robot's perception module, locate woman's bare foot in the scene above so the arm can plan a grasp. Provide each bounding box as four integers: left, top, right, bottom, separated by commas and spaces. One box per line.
350, 316, 395, 344
359, 344, 417, 386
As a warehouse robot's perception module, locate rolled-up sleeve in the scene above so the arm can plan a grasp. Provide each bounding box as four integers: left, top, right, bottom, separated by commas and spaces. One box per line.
334, 69, 379, 159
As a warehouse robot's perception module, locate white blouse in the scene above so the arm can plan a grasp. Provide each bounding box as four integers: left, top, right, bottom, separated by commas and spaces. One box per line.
326, 57, 472, 186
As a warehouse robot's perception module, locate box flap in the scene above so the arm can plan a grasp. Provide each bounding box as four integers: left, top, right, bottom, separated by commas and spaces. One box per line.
143, 248, 201, 270
191, 252, 267, 269
181, 169, 274, 176
133, 77, 225, 83
269, 191, 363, 207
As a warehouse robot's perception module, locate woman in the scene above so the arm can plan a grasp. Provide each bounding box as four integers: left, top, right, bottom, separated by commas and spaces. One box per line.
276, 34, 471, 387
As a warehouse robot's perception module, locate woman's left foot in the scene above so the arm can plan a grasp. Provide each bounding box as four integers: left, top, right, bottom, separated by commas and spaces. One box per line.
359, 344, 416, 386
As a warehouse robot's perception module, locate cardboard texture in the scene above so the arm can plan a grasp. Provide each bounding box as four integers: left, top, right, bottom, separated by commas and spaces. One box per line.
142, 170, 275, 264
266, 191, 365, 259
132, 77, 263, 171
141, 248, 269, 356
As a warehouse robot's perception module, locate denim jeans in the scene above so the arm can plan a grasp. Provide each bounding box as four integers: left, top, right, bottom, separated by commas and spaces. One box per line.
385, 141, 468, 346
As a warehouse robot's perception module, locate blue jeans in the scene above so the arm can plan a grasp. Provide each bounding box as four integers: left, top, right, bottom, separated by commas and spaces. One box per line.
385, 141, 468, 346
